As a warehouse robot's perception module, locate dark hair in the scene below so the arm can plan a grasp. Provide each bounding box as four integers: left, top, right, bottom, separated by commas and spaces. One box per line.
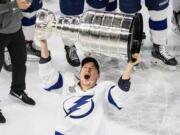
81, 57, 100, 73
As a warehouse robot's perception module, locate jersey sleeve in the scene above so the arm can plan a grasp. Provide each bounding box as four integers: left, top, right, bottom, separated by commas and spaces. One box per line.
39, 59, 63, 91
106, 77, 131, 110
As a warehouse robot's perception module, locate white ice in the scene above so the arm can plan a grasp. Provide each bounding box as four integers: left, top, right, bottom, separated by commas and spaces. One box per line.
0, 0, 180, 135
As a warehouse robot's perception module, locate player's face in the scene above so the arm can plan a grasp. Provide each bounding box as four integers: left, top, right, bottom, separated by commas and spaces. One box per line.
80, 62, 100, 90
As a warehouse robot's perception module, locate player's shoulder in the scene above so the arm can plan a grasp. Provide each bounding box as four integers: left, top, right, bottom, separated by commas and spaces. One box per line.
97, 81, 116, 89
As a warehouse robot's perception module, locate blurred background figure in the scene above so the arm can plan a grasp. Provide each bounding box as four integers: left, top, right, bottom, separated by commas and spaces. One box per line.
0, 0, 36, 123
22, 0, 43, 58
59, 0, 85, 67
172, 0, 180, 35
3, 0, 43, 72
59, 0, 117, 67
118, 0, 177, 70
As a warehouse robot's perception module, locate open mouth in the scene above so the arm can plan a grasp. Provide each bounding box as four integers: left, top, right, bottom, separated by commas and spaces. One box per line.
84, 75, 90, 80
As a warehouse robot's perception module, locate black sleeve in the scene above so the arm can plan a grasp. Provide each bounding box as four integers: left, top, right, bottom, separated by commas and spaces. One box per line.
39, 55, 51, 64
118, 76, 131, 92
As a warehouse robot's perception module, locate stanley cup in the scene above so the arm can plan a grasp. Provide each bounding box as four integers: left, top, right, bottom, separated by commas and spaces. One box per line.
36, 9, 145, 61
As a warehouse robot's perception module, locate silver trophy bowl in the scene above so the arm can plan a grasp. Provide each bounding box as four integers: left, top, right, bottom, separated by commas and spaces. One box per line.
36, 9, 145, 61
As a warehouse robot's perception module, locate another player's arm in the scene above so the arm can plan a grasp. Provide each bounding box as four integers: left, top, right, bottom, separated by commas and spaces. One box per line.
39, 40, 63, 91
108, 54, 141, 109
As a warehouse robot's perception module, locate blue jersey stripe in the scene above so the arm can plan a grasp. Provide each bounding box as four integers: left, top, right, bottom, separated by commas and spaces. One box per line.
108, 86, 122, 110
22, 16, 36, 26
55, 131, 64, 135
45, 73, 63, 91
149, 18, 167, 31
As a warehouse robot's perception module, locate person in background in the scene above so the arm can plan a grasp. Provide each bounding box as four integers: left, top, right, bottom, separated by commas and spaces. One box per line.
172, 0, 180, 35
59, 0, 117, 67
22, 0, 43, 58
0, 0, 36, 123
3, 0, 43, 72
58, 0, 84, 67
118, 0, 177, 70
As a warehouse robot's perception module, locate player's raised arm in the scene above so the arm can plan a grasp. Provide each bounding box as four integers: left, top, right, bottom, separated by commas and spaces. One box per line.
107, 53, 141, 110
39, 40, 63, 91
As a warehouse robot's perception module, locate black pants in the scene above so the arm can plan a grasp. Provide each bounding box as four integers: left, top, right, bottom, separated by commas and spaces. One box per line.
0, 28, 27, 93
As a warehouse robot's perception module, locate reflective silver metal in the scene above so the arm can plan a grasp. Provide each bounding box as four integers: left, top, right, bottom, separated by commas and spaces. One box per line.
36, 9, 144, 60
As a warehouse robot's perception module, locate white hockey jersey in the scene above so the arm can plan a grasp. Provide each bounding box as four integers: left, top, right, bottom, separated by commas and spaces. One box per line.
39, 60, 131, 135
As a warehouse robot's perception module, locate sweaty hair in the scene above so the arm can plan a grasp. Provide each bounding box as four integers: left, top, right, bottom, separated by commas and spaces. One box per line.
81, 57, 100, 74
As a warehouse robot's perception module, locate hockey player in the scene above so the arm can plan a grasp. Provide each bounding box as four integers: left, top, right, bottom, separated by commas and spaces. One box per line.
39, 40, 141, 135
3, 0, 43, 72
172, 0, 180, 35
59, 0, 84, 67
118, 0, 177, 69
59, 0, 117, 67
22, 0, 43, 58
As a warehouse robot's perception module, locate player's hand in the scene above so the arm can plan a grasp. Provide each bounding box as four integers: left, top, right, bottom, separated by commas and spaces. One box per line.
128, 53, 141, 66
16, 0, 31, 10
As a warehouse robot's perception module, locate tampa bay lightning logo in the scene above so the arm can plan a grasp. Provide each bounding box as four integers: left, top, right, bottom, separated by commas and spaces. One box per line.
63, 95, 94, 119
